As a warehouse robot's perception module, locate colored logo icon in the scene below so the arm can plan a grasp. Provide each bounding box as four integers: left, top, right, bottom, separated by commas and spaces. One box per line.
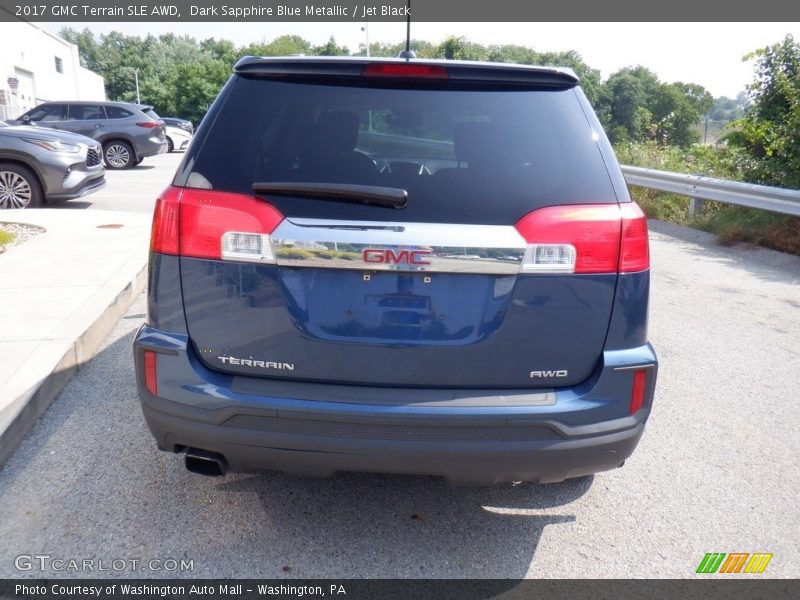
697, 553, 773, 574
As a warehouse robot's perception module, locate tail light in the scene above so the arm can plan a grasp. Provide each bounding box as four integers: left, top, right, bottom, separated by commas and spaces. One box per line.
150, 186, 284, 262
619, 202, 650, 272
136, 121, 160, 128
362, 63, 448, 79
143, 350, 158, 396
514, 203, 649, 274
630, 369, 648, 414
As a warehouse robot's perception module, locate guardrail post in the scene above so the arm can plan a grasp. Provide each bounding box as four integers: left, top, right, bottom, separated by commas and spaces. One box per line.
689, 197, 705, 217
689, 174, 705, 217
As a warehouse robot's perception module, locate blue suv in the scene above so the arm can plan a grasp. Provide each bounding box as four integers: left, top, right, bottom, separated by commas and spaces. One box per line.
133, 57, 657, 485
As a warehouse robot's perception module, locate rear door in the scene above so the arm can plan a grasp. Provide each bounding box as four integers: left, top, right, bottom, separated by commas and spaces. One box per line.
174, 63, 624, 388
61, 103, 105, 140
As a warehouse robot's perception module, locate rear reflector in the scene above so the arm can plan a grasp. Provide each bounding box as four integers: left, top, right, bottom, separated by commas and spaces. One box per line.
630, 369, 648, 414
143, 350, 158, 396
619, 202, 650, 272
150, 186, 181, 255
515, 203, 649, 274
362, 63, 448, 79
149, 186, 284, 261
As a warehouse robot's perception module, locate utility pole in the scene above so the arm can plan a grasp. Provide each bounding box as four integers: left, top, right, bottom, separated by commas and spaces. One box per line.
134, 68, 141, 105
361, 20, 370, 57
362, 21, 374, 132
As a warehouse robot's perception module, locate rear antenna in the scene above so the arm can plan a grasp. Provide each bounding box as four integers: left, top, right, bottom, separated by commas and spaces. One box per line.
397, 0, 416, 59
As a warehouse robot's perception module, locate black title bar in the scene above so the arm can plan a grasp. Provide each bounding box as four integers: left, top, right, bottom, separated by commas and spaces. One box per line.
1, 0, 800, 22
1, 579, 798, 600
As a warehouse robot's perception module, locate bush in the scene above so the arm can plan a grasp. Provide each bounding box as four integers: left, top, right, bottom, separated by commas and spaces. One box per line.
618, 141, 800, 255
276, 247, 313, 260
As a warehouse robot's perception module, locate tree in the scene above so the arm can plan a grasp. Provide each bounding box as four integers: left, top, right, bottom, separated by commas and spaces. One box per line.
597, 67, 661, 143
597, 67, 712, 147
435, 36, 489, 61
312, 37, 349, 56
729, 35, 800, 187
709, 95, 746, 123
242, 35, 311, 58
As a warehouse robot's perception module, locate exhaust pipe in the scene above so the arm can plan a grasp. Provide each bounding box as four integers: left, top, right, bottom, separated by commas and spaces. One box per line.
185, 448, 228, 477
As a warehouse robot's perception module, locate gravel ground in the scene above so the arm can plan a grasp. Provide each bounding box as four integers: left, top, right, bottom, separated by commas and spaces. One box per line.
0, 220, 798, 579
0, 155, 798, 579
0, 222, 44, 253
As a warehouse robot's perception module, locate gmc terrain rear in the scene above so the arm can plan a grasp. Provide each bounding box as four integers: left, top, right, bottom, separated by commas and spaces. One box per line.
133, 57, 657, 485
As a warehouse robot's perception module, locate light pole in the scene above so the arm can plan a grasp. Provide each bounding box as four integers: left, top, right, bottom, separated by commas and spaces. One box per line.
361, 20, 370, 57
134, 68, 140, 105
361, 21, 374, 131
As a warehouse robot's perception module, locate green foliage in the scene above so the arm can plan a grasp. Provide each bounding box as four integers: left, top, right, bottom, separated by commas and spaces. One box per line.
708, 92, 748, 123
0, 229, 15, 247
617, 141, 800, 255
312, 36, 349, 56
728, 35, 800, 188
596, 67, 713, 147
241, 35, 312, 57
275, 247, 313, 260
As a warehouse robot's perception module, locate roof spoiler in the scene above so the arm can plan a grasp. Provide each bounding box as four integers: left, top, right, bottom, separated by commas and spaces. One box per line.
234, 57, 580, 87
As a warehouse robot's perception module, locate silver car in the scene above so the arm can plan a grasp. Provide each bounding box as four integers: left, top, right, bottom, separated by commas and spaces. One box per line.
0, 121, 105, 209
11, 101, 168, 170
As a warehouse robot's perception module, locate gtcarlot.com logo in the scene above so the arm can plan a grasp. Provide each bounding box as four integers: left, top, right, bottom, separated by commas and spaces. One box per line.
696, 552, 773, 574
15, 554, 194, 573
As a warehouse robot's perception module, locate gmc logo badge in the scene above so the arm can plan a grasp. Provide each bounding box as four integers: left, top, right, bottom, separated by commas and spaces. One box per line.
362, 248, 432, 265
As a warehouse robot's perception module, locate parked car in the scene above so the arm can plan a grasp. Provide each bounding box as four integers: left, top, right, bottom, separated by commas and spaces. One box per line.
162, 117, 193, 135
0, 120, 104, 209
134, 57, 657, 485
164, 123, 192, 153
11, 101, 167, 170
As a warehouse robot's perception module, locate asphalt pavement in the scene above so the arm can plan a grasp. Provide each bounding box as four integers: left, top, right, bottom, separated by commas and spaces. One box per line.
0, 153, 798, 578
61, 151, 184, 213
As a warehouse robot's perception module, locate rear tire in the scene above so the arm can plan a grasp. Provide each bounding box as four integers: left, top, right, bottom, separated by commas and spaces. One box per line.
103, 140, 135, 169
0, 163, 43, 209
167, 137, 174, 153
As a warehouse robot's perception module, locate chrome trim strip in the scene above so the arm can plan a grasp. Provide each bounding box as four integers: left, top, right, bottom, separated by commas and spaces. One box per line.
271, 218, 528, 274
612, 364, 657, 372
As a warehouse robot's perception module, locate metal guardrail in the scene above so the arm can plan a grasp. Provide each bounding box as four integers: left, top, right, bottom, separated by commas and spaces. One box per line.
620, 165, 800, 217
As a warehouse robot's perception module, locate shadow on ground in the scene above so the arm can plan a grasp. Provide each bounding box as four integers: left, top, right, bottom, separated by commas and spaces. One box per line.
0, 323, 592, 579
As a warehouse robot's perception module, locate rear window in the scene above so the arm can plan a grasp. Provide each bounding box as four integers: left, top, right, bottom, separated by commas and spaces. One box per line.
105, 106, 134, 119
66, 104, 104, 120
186, 76, 617, 224
142, 107, 160, 120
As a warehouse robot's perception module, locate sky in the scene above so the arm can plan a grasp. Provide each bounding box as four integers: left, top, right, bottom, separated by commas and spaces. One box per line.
39, 21, 800, 98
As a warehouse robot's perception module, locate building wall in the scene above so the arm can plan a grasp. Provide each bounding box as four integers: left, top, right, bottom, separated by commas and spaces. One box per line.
0, 21, 106, 120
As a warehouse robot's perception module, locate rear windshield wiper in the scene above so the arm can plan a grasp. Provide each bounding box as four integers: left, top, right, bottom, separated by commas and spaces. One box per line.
252, 182, 407, 209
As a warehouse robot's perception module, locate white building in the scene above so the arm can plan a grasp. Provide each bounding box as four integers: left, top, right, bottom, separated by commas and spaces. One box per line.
0, 20, 106, 121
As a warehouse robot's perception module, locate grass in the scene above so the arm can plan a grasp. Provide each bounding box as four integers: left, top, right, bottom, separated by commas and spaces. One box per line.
630, 188, 800, 256
618, 141, 800, 257
0, 229, 15, 248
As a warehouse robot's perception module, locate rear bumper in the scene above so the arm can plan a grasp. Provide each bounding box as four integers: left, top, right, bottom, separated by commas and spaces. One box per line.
133, 326, 657, 485
134, 137, 168, 159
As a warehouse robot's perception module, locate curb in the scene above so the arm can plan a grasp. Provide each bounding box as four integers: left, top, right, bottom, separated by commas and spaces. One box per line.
0, 260, 146, 467
0, 212, 150, 468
